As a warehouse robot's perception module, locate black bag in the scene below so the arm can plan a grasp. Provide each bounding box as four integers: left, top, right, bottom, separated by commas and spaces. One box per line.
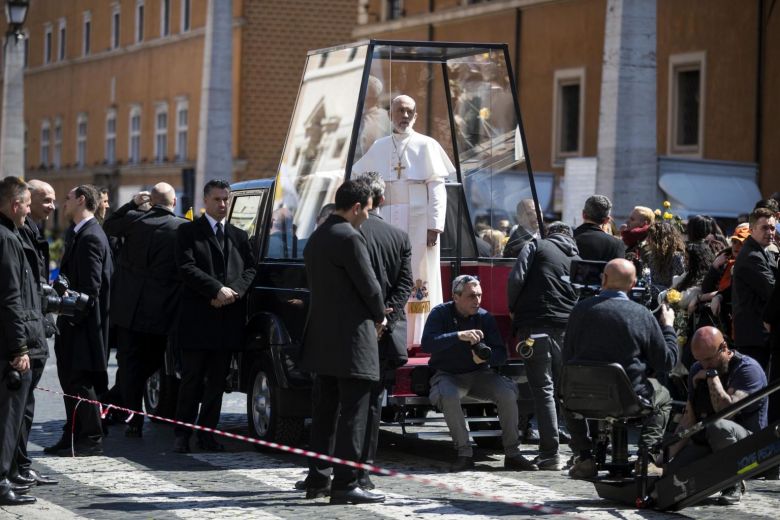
410, 365, 434, 396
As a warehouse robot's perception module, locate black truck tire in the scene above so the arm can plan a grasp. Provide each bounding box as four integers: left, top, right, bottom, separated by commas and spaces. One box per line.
246, 365, 305, 448
143, 369, 180, 423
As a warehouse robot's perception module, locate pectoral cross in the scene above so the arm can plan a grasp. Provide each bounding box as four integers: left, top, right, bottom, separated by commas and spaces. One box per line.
393, 159, 406, 179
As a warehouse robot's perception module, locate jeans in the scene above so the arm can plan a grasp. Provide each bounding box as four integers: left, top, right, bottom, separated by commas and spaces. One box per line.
429, 365, 520, 458
666, 418, 751, 473
518, 326, 564, 459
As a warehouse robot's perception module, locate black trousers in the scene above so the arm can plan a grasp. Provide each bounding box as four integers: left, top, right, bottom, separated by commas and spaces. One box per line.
55, 348, 104, 442
307, 375, 372, 491
173, 350, 231, 438
118, 328, 167, 427
0, 367, 32, 480
359, 380, 384, 472
11, 358, 45, 475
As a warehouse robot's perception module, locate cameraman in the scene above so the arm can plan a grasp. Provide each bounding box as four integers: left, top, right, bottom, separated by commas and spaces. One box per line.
421, 275, 537, 472
0, 177, 46, 505
563, 258, 678, 479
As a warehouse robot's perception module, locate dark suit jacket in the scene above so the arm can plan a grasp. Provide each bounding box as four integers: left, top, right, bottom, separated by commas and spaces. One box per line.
20, 216, 49, 284
175, 215, 256, 351
104, 202, 187, 335
732, 235, 775, 347
56, 218, 114, 372
574, 222, 626, 262
360, 211, 413, 368
301, 214, 385, 381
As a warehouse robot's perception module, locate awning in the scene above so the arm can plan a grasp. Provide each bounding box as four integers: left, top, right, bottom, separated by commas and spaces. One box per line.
659, 171, 761, 218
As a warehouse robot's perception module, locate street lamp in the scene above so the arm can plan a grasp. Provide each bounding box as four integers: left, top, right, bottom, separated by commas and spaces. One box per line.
5, 0, 29, 37
0, 0, 29, 177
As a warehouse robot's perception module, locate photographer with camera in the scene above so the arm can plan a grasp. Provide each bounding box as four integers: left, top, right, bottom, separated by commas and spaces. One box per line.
507, 221, 580, 471
44, 185, 113, 457
563, 258, 678, 479
9, 179, 59, 488
422, 275, 537, 472
0, 177, 47, 505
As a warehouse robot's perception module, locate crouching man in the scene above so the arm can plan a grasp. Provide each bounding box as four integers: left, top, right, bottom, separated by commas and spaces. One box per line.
421, 275, 537, 472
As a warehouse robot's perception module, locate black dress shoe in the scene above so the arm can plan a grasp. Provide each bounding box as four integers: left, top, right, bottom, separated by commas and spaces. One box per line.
329, 486, 385, 505
8, 473, 36, 487
504, 454, 538, 471
57, 439, 103, 457
43, 436, 71, 455
25, 469, 58, 486
357, 474, 375, 490
450, 456, 475, 473
173, 437, 191, 454
0, 489, 36, 506
125, 425, 143, 438
305, 484, 331, 499
196, 436, 225, 452
10, 483, 31, 495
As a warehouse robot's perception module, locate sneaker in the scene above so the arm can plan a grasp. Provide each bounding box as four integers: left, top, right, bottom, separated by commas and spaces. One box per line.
568, 457, 597, 479
504, 454, 538, 471
716, 481, 745, 505
533, 455, 564, 471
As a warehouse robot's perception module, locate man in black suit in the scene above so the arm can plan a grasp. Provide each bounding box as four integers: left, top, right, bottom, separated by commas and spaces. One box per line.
45, 185, 113, 456
573, 195, 626, 262
0, 177, 46, 505
11, 179, 58, 486
104, 183, 187, 437
301, 180, 387, 505
172, 179, 256, 453
355, 172, 413, 489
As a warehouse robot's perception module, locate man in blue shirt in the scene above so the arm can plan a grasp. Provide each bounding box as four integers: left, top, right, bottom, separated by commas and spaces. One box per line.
422, 275, 537, 472
667, 326, 768, 505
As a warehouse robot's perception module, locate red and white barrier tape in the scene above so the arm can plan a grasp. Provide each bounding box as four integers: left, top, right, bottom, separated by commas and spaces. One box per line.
36, 385, 578, 517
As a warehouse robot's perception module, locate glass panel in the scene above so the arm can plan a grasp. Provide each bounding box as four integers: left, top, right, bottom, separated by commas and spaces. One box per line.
446, 49, 539, 260
229, 193, 264, 236
676, 68, 700, 147
270, 45, 368, 259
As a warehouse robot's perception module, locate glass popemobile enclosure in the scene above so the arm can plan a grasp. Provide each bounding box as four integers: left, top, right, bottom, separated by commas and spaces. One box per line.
270, 40, 543, 353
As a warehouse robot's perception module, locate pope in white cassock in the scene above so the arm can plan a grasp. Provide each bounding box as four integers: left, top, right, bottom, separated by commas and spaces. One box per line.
352, 95, 454, 346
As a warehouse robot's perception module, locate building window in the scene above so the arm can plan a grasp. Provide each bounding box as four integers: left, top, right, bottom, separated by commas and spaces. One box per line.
106, 110, 117, 164
40, 120, 50, 166
181, 0, 191, 32
129, 106, 141, 164
552, 67, 585, 165
669, 52, 705, 156
136, 0, 145, 43
58, 18, 66, 61
111, 3, 121, 49
175, 99, 188, 161
53, 118, 62, 169
76, 114, 88, 168
155, 104, 168, 163
386, 0, 403, 21
44, 24, 52, 64
83, 11, 91, 56
161, 0, 170, 37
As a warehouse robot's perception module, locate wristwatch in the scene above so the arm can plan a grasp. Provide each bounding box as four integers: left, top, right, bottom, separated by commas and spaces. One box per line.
705, 368, 719, 378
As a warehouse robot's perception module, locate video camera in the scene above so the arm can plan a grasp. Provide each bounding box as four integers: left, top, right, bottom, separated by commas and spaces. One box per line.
567, 259, 662, 313
41, 275, 91, 318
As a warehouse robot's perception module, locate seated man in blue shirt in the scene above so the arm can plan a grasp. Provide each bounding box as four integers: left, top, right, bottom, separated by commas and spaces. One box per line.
666, 326, 768, 505
421, 274, 537, 472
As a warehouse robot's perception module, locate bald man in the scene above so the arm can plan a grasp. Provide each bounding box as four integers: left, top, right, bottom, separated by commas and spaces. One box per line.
21, 180, 55, 283
563, 258, 679, 479
103, 184, 188, 436
666, 326, 767, 504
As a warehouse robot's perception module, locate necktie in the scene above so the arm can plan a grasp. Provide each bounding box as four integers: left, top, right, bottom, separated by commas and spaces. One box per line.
215, 222, 225, 250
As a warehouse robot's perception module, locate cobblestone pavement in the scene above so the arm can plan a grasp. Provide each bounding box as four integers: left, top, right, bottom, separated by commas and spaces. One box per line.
7, 349, 779, 519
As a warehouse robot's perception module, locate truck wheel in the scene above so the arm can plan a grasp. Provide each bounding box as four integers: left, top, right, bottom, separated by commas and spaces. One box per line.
247, 366, 305, 448
144, 369, 179, 423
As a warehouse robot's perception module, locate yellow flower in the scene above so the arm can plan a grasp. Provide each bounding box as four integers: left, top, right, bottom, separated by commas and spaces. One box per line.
479, 107, 491, 120
654, 209, 662, 216
663, 212, 673, 220
666, 289, 682, 305
663, 201, 671, 208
